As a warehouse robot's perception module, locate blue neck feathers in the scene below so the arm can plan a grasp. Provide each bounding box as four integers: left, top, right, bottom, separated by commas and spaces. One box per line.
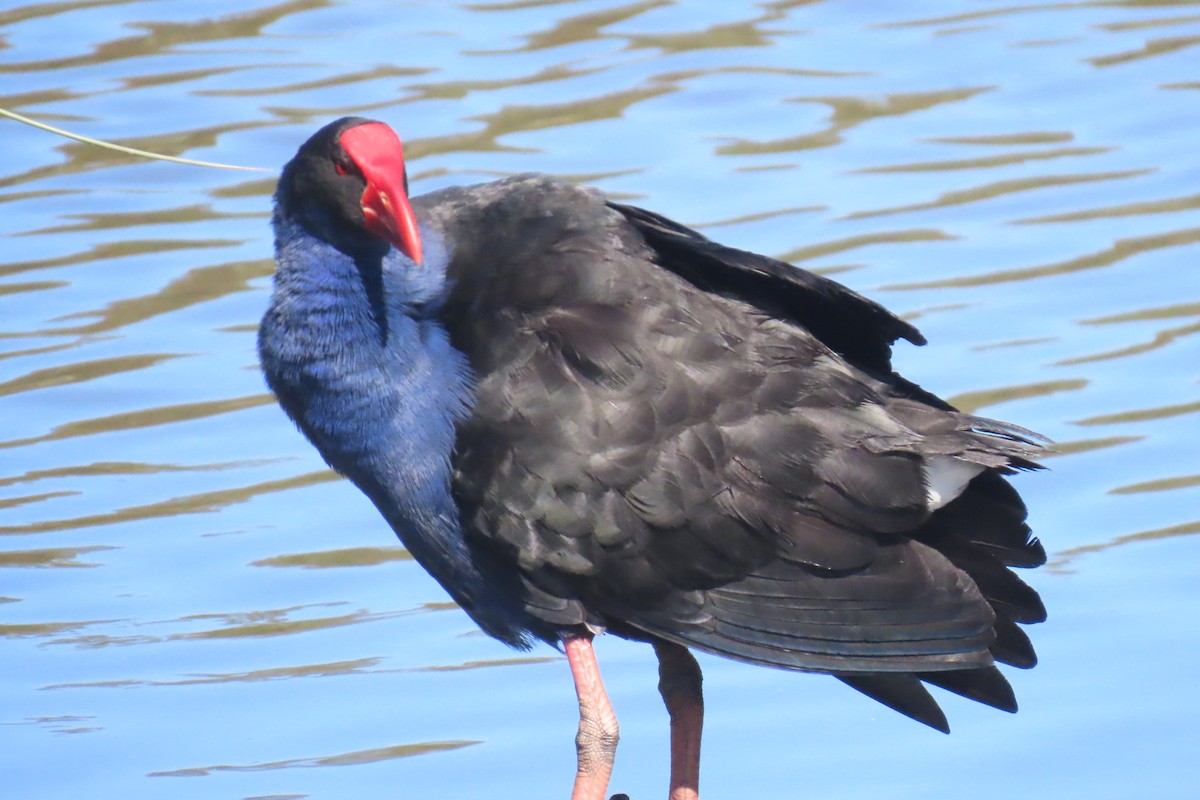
260, 215, 535, 648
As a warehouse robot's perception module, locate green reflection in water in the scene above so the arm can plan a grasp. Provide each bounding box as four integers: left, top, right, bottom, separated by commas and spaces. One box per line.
0, 545, 114, 567
0, 469, 338, 536
148, 739, 481, 777
252, 546, 412, 568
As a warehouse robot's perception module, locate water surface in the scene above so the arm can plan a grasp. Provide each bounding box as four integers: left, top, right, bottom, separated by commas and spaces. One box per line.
2, 2, 1198, 798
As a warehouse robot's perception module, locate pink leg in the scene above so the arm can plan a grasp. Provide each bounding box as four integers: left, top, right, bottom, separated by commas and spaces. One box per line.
653, 641, 704, 800
565, 635, 620, 800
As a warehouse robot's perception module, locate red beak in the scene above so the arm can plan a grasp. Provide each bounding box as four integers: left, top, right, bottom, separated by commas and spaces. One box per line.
340, 123, 424, 264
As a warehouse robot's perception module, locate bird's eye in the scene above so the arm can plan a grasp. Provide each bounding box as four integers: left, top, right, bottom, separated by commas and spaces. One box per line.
334, 160, 349, 176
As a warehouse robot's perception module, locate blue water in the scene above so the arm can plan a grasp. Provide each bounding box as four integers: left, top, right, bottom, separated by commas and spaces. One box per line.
2, 2, 1198, 798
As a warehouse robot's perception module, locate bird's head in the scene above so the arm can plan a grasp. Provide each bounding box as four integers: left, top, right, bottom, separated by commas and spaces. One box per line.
276, 117, 423, 264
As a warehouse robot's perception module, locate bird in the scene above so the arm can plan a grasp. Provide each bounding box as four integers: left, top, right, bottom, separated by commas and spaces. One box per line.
258, 116, 1048, 800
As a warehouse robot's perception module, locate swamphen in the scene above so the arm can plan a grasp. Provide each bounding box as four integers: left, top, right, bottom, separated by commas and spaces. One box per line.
259, 117, 1047, 800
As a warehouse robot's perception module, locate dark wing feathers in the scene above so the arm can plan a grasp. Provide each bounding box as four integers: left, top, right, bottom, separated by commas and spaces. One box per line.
420, 176, 1046, 730
634, 541, 997, 670
990, 614, 1038, 669
930, 470, 1047, 568
837, 674, 951, 733
838, 665, 1019, 732
610, 202, 926, 375
919, 666, 1018, 713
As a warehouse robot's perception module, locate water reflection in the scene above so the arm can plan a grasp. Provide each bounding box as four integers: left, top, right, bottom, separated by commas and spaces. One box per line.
719, 87, 996, 156
846, 169, 1151, 221
251, 545, 412, 568
1052, 518, 1200, 569
46, 656, 386, 689
0, 457, 325, 535
0, 544, 113, 567
1013, 191, 1200, 224
148, 739, 481, 777
1, 1, 1198, 799
1062, 301, 1200, 364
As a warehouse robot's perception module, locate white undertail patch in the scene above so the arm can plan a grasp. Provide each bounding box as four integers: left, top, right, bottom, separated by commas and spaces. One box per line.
924, 456, 984, 510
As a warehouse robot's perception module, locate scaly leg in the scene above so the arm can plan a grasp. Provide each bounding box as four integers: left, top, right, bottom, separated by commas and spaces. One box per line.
565, 634, 620, 800
653, 641, 704, 800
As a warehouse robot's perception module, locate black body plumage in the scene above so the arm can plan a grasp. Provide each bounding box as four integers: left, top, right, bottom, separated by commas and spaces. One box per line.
261, 118, 1048, 733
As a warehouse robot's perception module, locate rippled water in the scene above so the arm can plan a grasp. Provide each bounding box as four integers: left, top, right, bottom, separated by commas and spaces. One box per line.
2, 2, 1198, 798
